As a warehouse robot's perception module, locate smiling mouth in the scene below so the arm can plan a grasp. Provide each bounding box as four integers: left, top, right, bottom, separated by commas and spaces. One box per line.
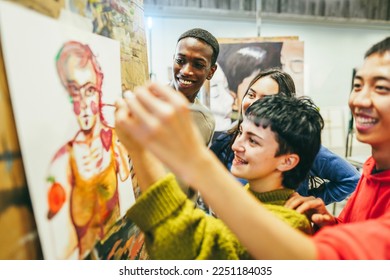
178, 78, 194, 87
355, 115, 378, 130
233, 155, 248, 165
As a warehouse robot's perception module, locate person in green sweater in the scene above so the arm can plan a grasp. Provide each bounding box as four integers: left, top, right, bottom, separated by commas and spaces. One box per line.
115, 90, 323, 259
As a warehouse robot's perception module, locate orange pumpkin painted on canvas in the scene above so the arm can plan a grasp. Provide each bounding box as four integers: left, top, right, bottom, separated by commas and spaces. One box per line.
47, 181, 66, 218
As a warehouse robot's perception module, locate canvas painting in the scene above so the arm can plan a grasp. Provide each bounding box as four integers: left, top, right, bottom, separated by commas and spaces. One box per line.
0, 2, 137, 259
208, 38, 304, 132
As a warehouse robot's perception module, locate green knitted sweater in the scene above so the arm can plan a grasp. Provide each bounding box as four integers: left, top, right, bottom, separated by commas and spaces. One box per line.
126, 173, 311, 260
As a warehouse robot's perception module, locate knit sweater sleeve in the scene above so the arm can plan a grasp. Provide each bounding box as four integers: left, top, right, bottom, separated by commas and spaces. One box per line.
126, 173, 249, 260
263, 204, 312, 235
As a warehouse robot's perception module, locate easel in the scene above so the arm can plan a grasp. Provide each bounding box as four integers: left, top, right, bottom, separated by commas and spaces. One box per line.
0, 43, 43, 259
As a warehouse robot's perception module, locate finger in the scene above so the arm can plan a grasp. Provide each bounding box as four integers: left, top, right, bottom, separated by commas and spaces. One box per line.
148, 82, 189, 107
114, 99, 131, 127
133, 85, 180, 121
284, 192, 301, 209
294, 198, 322, 214
122, 88, 159, 134
311, 214, 333, 227
284, 193, 312, 209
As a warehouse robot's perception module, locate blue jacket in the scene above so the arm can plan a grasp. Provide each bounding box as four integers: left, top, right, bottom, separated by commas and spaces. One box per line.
210, 133, 360, 205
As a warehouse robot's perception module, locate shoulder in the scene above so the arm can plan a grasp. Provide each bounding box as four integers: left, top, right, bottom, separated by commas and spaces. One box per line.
313, 145, 359, 174
50, 142, 71, 163
210, 131, 233, 155
192, 99, 214, 122
264, 204, 311, 233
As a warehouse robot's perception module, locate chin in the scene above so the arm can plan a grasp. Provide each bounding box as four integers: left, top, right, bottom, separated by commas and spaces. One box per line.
231, 169, 242, 178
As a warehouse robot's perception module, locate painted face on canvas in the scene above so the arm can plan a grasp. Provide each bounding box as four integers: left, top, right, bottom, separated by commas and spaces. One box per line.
281, 41, 304, 95
241, 76, 279, 113
172, 37, 216, 102
349, 51, 390, 149
65, 57, 100, 131
231, 119, 283, 181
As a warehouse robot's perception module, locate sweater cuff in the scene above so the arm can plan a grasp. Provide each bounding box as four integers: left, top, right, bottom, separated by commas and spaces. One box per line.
125, 173, 188, 232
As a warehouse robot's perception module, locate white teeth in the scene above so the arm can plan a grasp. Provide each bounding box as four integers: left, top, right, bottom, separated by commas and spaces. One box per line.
179, 78, 193, 85
234, 156, 248, 164
356, 116, 377, 125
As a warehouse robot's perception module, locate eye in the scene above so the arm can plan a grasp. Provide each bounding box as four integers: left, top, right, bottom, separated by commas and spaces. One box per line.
247, 91, 255, 98
249, 137, 259, 145
175, 58, 184, 65
85, 86, 98, 97
375, 84, 390, 94
352, 81, 362, 91
193, 62, 206, 70
68, 84, 79, 93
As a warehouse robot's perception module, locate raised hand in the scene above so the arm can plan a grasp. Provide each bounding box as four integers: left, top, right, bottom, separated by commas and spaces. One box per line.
285, 192, 337, 228
115, 82, 208, 185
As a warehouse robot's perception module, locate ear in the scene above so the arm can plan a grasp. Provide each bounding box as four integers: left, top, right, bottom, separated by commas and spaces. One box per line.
276, 154, 300, 172
206, 64, 217, 80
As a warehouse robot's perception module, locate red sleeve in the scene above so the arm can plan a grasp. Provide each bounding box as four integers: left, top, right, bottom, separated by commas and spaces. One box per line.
313, 214, 390, 259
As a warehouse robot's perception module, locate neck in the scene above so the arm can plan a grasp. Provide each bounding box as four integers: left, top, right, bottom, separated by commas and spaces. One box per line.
248, 173, 284, 193
372, 145, 390, 171
186, 94, 197, 103
77, 122, 101, 143
170, 81, 197, 103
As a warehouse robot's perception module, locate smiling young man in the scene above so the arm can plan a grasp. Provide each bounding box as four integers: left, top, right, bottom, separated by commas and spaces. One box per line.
170, 28, 219, 146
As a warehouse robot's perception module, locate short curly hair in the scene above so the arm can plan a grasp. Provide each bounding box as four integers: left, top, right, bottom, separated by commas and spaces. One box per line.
245, 95, 324, 189
177, 28, 219, 66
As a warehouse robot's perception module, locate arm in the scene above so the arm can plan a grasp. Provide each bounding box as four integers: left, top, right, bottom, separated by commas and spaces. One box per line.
113, 133, 131, 182
115, 98, 167, 190
299, 146, 360, 205
117, 83, 317, 259
126, 173, 248, 260
116, 99, 248, 259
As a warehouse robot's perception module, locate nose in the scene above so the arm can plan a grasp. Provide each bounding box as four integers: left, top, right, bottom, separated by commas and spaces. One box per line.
79, 89, 89, 109
180, 63, 193, 76
232, 133, 245, 153
349, 85, 372, 108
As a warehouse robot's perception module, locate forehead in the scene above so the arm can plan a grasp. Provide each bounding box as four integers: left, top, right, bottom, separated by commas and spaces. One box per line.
65, 57, 97, 84
250, 76, 279, 93
175, 37, 213, 62
241, 119, 276, 140
355, 52, 390, 79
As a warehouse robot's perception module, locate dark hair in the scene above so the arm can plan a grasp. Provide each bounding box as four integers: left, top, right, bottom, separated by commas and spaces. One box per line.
178, 28, 219, 66
227, 68, 296, 150
364, 37, 390, 58
242, 68, 296, 102
224, 44, 282, 94
245, 95, 324, 189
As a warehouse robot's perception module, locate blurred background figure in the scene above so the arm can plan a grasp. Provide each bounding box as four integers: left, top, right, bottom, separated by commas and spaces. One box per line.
208, 63, 234, 140
281, 40, 304, 96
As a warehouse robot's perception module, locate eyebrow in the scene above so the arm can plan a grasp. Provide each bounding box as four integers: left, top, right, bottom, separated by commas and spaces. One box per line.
176, 53, 208, 63
240, 124, 264, 140
247, 131, 263, 140
354, 74, 390, 82
66, 81, 95, 88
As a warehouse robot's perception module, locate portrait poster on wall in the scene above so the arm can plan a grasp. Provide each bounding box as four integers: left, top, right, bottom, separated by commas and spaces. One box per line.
207, 37, 304, 133
0, 1, 143, 259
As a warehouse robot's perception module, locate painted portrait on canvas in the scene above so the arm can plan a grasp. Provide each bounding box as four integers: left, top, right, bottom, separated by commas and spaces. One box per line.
209, 38, 304, 129
46, 41, 134, 259
0, 2, 138, 259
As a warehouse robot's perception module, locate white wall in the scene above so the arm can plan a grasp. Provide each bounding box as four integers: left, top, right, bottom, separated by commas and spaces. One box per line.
145, 16, 389, 157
